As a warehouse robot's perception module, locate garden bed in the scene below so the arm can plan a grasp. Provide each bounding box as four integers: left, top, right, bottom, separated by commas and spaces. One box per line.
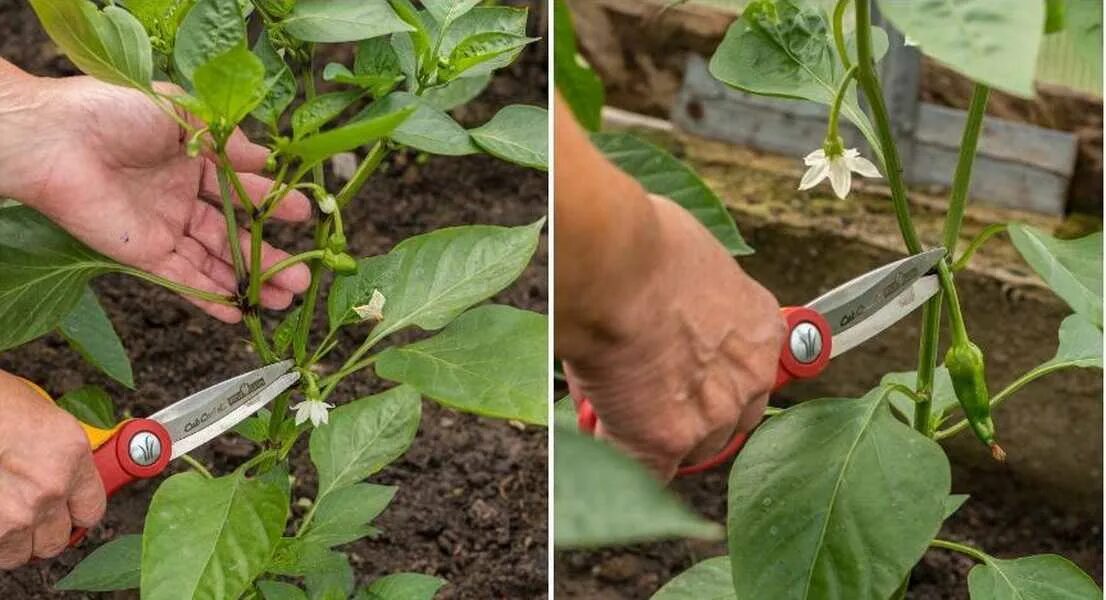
0, 1, 548, 597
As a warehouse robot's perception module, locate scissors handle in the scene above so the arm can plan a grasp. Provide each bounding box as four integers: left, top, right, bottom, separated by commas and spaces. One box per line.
573, 306, 833, 476
20, 380, 172, 546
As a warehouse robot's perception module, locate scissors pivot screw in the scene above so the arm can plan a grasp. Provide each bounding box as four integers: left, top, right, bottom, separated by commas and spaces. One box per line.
128, 431, 163, 466
789, 322, 823, 364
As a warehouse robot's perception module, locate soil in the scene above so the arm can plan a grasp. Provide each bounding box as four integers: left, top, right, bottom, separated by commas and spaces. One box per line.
0, 1, 548, 598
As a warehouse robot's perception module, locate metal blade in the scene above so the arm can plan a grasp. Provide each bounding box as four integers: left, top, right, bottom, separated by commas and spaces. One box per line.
829, 275, 939, 358
150, 360, 300, 459
807, 247, 945, 336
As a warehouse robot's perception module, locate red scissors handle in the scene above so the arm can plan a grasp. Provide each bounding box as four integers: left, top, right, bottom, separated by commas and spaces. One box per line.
573, 306, 832, 476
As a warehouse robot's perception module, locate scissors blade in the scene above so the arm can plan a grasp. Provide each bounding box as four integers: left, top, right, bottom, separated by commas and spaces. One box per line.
149, 360, 300, 459
806, 247, 945, 338
828, 274, 940, 358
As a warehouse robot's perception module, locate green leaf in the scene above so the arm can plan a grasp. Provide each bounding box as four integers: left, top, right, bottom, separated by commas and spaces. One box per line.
436, 6, 529, 77
123, 0, 195, 50
469, 105, 548, 170
0, 206, 121, 352
268, 538, 344, 576
292, 91, 363, 139
29, 0, 153, 90
57, 385, 117, 429
359, 91, 479, 155
1042, 313, 1104, 369
327, 220, 543, 335
881, 366, 959, 429
233, 408, 271, 443
943, 494, 970, 520
377, 305, 548, 425
304, 552, 355, 600
284, 106, 415, 168
309, 386, 422, 499
708, 0, 887, 155
59, 287, 134, 389
591, 132, 752, 256
422, 73, 491, 111
554, 425, 723, 548
650, 556, 734, 600
967, 554, 1101, 598
273, 306, 303, 356
257, 581, 309, 600
1008, 224, 1103, 328
173, 0, 245, 83
56, 534, 141, 592
303, 483, 396, 547
283, 0, 413, 43
727, 392, 950, 599
422, 0, 481, 26
252, 32, 297, 128
142, 471, 288, 600
443, 31, 537, 80
553, 0, 604, 131
324, 38, 406, 96
357, 573, 447, 600
876, 0, 1045, 98
553, 395, 577, 430
192, 45, 267, 128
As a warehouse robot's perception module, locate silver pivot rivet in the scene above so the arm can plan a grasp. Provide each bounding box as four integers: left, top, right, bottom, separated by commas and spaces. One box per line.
790, 322, 823, 364
129, 431, 162, 466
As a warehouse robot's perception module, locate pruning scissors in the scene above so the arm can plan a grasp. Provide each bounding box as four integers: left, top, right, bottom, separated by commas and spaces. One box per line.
573, 248, 947, 476
22, 360, 300, 545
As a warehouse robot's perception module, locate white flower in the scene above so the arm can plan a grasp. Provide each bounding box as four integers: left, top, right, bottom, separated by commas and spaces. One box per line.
292, 399, 334, 427
317, 194, 337, 215
798, 147, 881, 199
353, 289, 386, 321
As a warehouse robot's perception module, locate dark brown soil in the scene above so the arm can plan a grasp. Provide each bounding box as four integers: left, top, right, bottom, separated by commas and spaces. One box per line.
0, 1, 548, 598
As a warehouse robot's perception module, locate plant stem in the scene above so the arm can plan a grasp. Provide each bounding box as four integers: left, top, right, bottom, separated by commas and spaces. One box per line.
215, 164, 248, 283
942, 84, 991, 255
180, 454, 213, 479
930, 539, 989, 563
260, 250, 327, 284
833, 0, 853, 69
827, 65, 859, 140
245, 313, 276, 362
248, 220, 264, 306
116, 267, 236, 305
953, 223, 1007, 272
336, 142, 390, 209
913, 298, 942, 436
319, 355, 378, 388
884, 383, 926, 405
935, 362, 1070, 439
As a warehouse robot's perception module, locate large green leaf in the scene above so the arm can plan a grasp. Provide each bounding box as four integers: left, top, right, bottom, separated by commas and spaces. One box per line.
357, 573, 447, 599
57, 385, 117, 429
0, 207, 121, 352
592, 133, 752, 256
553, 0, 604, 131
443, 31, 536, 80
56, 534, 141, 592
324, 38, 405, 97
728, 392, 950, 599
422, 0, 481, 27
470, 105, 548, 170
142, 471, 288, 600
422, 73, 491, 111
173, 0, 245, 83
29, 0, 153, 90
436, 6, 529, 77
283, 0, 413, 43
554, 425, 723, 548
967, 554, 1101, 598
651, 556, 734, 600
292, 91, 363, 139
376, 305, 548, 425
268, 538, 346, 576
880, 366, 959, 430
309, 386, 422, 499
192, 45, 267, 128
305, 551, 355, 600
1008, 224, 1103, 328
876, 0, 1044, 98
59, 287, 133, 389
258, 581, 309, 600
251, 32, 297, 128
359, 91, 479, 155
708, 0, 887, 154
284, 106, 415, 168
328, 220, 543, 335
1042, 313, 1103, 369
302, 483, 396, 548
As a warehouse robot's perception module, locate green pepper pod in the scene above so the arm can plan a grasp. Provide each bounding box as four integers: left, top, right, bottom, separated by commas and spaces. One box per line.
945, 339, 1005, 461
322, 248, 357, 275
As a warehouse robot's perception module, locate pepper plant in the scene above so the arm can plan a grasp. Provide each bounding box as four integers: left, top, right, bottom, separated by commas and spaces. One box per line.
1, 0, 547, 597
554, 0, 1103, 598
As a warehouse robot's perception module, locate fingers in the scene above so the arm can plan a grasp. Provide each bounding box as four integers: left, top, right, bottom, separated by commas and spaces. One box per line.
31, 505, 70, 559
0, 495, 32, 570
151, 253, 242, 323
223, 129, 269, 173
66, 451, 107, 530
199, 161, 312, 222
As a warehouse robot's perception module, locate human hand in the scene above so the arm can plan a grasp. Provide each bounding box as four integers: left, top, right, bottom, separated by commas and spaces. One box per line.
0, 371, 105, 568
0, 67, 312, 323
563, 196, 785, 480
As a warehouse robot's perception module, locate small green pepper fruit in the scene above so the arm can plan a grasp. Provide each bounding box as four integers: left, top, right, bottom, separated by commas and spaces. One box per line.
322, 248, 357, 275
327, 231, 347, 253
945, 339, 1006, 461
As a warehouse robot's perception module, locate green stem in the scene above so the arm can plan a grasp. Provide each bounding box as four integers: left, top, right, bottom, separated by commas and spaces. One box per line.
296, 500, 320, 538
930, 539, 989, 563
267, 389, 293, 442
292, 219, 330, 365
244, 313, 276, 362
833, 0, 853, 69
180, 454, 213, 479
260, 250, 326, 284
942, 84, 991, 255
936, 362, 1070, 439
319, 329, 390, 402
827, 65, 859, 140
884, 383, 926, 405
914, 297, 942, 436
953, 224, 1007, 272
319, 355, 378, 388
336, 142, 390, 209
248, 220, 263, 306
215, 164, 248, 283
117, 267, 236, 305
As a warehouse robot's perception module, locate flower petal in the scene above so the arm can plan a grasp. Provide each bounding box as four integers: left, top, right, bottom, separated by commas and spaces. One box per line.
798, 161, 830, 190
829, 158, 852, 199
847, 154, 882, 179
292, 402, 310, 426
803, 148, 827, 165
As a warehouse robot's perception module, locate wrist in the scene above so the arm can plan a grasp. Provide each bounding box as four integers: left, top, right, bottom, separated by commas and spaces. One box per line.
0, 60, 57, 203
